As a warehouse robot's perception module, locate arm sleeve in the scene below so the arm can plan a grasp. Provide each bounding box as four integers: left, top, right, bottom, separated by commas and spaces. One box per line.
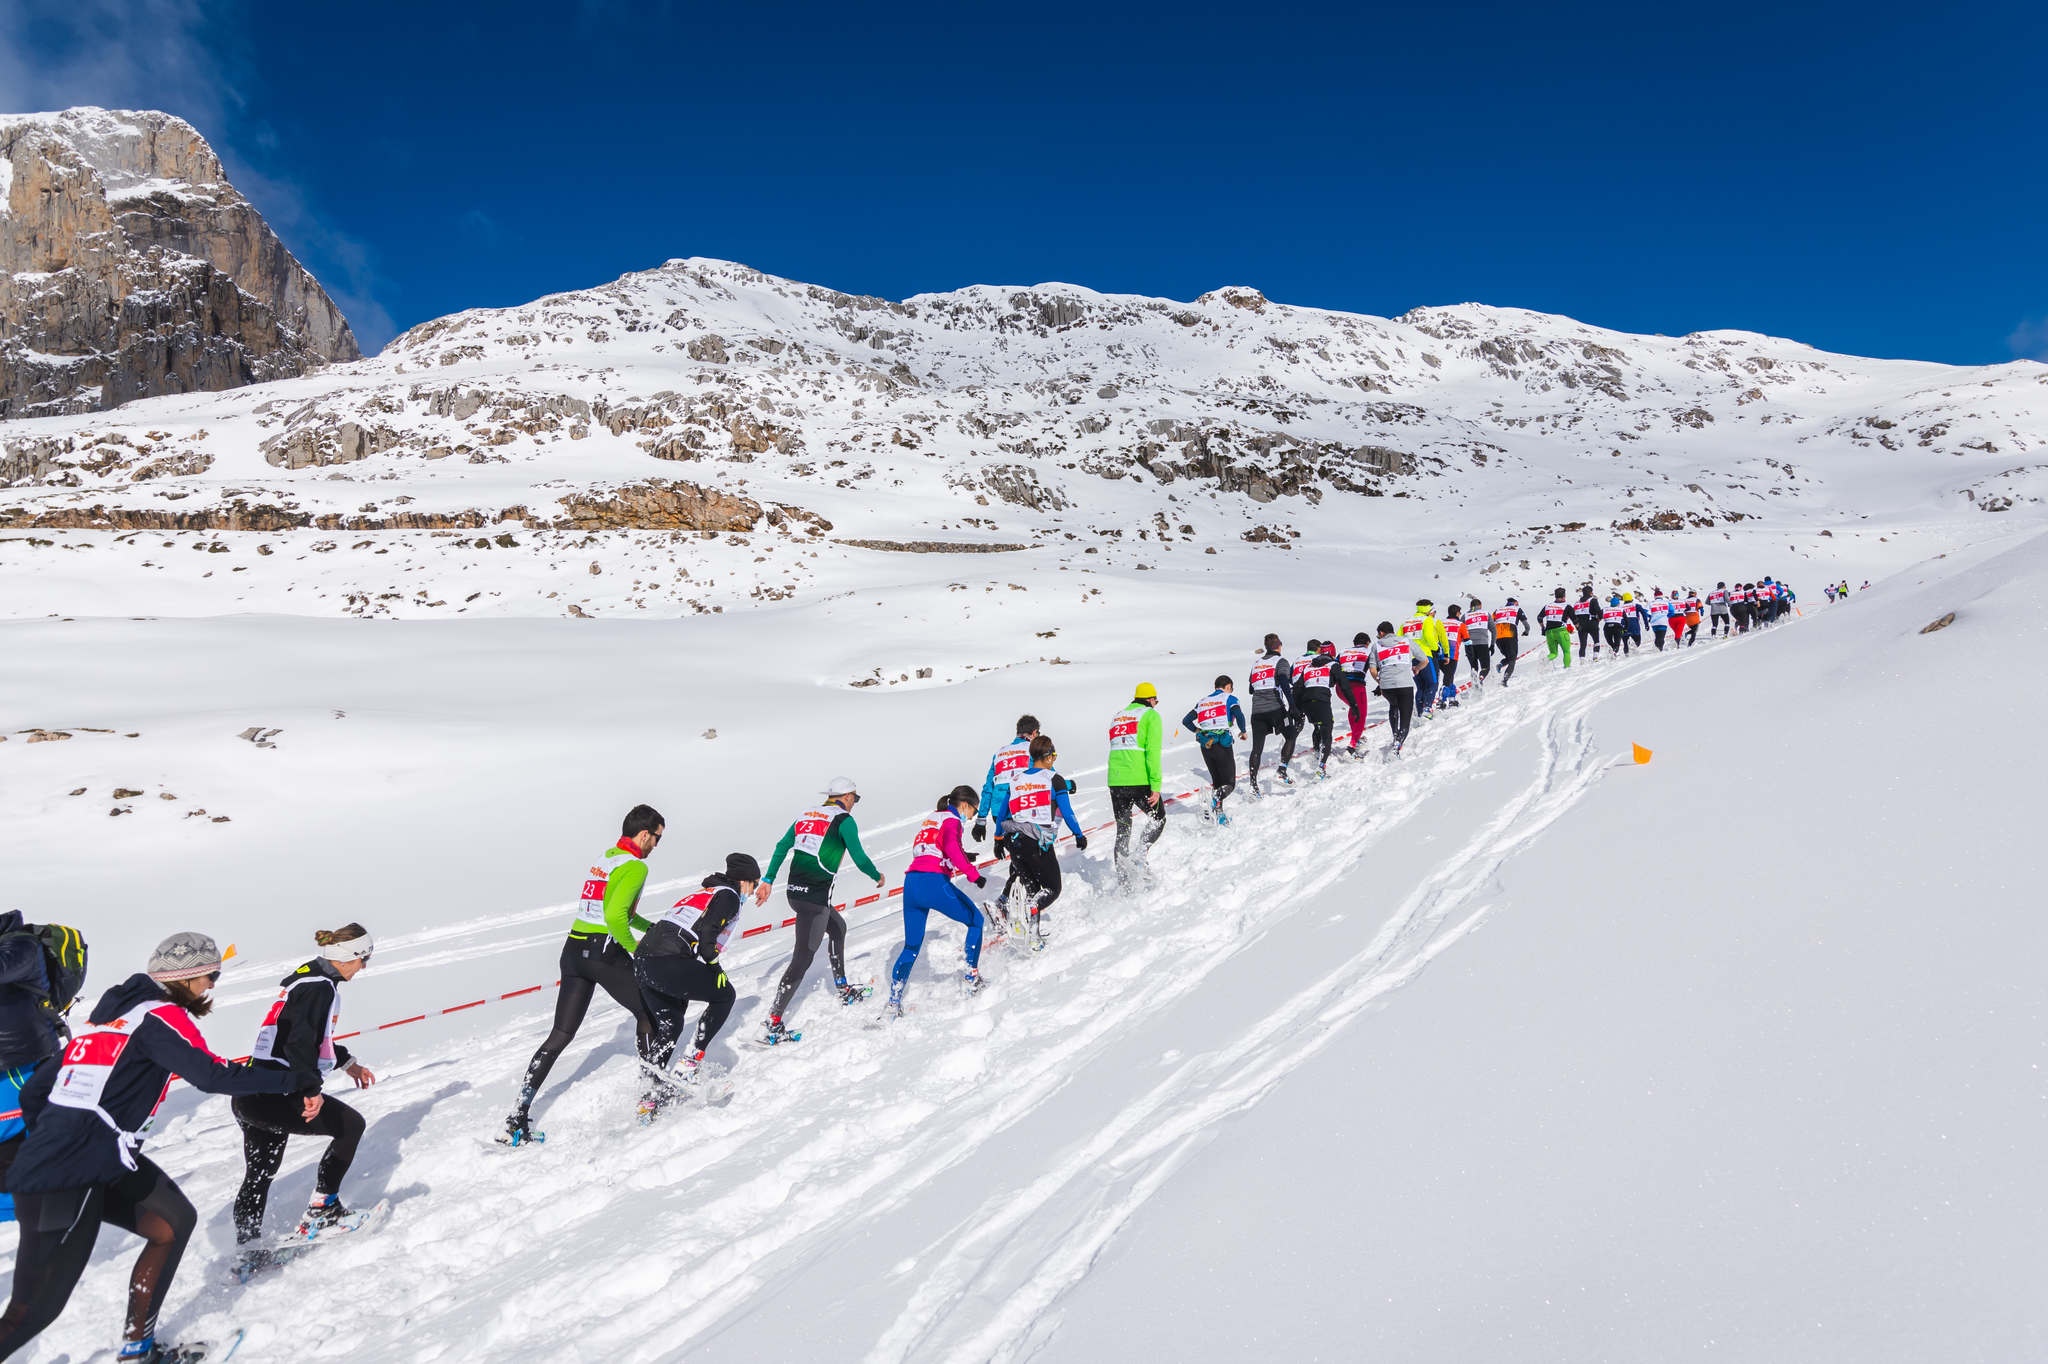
838, 816, 883, 882
1230, 695, 1248, 735
1519, 610, 1530, 634
142, 1011, 305, 1098
1142, 709, 1163, 790
273, 979, 336, 1092
334, 1041, 354, 1070
1181, 707, 1199, 732
1275, 660, 1294, 709
603, 858, 650, 951
695, 888, 744, 960
1053, 785, 1083, 838
763, 824, 796, 884
977, 756, 1000, 818
0, 934, 47, 991
19, 1052, 56, 1124
940, 820, 977, 879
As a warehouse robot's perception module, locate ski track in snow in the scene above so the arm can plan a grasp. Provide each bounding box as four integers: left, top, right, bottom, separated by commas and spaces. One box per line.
6, 636, 1730, 1364
872, 659, 1676, 1363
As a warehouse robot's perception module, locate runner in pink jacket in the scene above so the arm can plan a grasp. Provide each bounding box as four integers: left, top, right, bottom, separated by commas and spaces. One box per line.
889, 786, 988, 1015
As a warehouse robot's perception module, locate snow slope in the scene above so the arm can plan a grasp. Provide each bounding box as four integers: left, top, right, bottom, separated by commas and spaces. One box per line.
5, 527, 2041, 1362
1041, 532, 2048, 1364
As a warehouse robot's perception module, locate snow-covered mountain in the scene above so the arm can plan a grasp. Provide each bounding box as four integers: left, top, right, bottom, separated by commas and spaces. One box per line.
1, 255, 2042, 619
0, 108, 359, 420
4, 207, 2045, 1358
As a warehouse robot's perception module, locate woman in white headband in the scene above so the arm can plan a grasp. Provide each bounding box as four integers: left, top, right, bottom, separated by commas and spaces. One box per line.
230, 922, 380, 1275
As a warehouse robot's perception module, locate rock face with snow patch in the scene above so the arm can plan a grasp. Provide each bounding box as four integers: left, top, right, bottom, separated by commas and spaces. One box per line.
0, 107, 358, 419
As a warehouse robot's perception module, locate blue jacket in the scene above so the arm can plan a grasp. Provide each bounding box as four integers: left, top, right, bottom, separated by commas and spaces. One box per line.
992, 766, 1083, 841
977, 736, 1031, 820
1182, 692, 1248, 748
0, 912, 62, 1072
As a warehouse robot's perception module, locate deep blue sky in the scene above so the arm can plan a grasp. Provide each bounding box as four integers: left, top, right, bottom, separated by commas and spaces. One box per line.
6, 1, 2044, 363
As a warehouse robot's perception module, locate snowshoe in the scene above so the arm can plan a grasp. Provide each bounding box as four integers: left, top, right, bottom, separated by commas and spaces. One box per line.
292, 1197, 388, 1244
1274, 764, 1294, 786
837, 981, 873, 1007
1027, 910, 1049, 952
228, 1244, 285, 1283
124, 1332, 245, 1363
496, 1114, 544, 1148
760, 1018, 802, 1046
962, 967, 984, 994
636, 1092, 672, 1126
293, 1196, 353, 1240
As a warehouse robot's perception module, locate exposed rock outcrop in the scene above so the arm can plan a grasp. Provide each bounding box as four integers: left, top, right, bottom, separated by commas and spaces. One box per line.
0, 108, 358, 420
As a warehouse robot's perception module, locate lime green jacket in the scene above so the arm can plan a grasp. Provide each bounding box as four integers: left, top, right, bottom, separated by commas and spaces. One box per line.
1106, 702, 1164, 791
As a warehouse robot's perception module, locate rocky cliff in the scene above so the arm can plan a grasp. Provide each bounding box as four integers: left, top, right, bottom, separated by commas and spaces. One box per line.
0, 107, 358, 419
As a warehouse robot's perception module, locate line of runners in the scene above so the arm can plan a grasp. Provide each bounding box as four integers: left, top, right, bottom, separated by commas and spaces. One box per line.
0, 572, 1802, 1361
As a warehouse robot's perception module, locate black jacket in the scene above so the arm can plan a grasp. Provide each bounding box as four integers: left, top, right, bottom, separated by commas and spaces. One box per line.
0, 911, 63, 1072
251, 958, 354, 1097
10, 973, 306, 1192
639, 874, 746, 964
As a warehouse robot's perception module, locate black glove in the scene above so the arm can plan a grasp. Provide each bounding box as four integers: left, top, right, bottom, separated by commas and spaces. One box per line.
972, 820, 987, 842
972, 874, 987, 889
1057, 775, 1078, 795
993, 839, 1008, 861
1075, 834, 1088, 851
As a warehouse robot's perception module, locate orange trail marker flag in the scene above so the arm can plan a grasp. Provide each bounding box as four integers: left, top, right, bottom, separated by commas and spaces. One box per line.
1631, 744, 1653, 765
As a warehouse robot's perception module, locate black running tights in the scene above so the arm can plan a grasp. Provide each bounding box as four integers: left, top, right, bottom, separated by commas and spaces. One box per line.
231, 1092, 365, 1243
520, 935, 655, 1107
0, 1158, 194, 1353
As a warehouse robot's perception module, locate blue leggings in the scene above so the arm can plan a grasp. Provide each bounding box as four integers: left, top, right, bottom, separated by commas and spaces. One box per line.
1415, 659, 1439, 712
892, 872, 984, 987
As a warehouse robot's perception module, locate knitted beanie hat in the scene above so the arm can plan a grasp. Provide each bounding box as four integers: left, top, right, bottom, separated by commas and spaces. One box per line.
148, 931, 223, 982
725, 852, 762, 883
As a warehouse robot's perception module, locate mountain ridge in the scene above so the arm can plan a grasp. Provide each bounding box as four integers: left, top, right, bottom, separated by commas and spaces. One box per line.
0, 252, 2042, 619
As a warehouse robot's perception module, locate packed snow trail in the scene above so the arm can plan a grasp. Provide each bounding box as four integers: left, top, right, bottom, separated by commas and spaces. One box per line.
861, 672, 1663, 1363
0, 627, 1743, 1363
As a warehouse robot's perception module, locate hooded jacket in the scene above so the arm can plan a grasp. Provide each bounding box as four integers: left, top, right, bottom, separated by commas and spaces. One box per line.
11, 973, 306, 1192
0, 911, 65, 1072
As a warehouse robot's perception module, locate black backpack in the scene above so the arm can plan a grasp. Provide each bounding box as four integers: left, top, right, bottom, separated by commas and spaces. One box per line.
4, 922, 88, 1021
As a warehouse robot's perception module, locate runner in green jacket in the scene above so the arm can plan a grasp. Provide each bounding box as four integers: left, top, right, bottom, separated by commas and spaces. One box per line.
1107, 683, 1165, 886
756, 777, 884, 1042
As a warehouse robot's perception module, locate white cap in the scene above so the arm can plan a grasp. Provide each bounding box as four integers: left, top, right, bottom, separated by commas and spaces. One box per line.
823, 776, 859, 797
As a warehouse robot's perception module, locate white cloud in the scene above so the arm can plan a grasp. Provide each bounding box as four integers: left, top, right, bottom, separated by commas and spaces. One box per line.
0, 0, 398, 353
2008, 318, 2048, 364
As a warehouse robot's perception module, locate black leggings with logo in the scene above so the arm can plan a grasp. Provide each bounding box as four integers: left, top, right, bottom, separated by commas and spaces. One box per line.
637, 950, 737, 1062
0, 1157, 195, 1353
518, 935, 655, 1111
770, 893, 847, 1019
